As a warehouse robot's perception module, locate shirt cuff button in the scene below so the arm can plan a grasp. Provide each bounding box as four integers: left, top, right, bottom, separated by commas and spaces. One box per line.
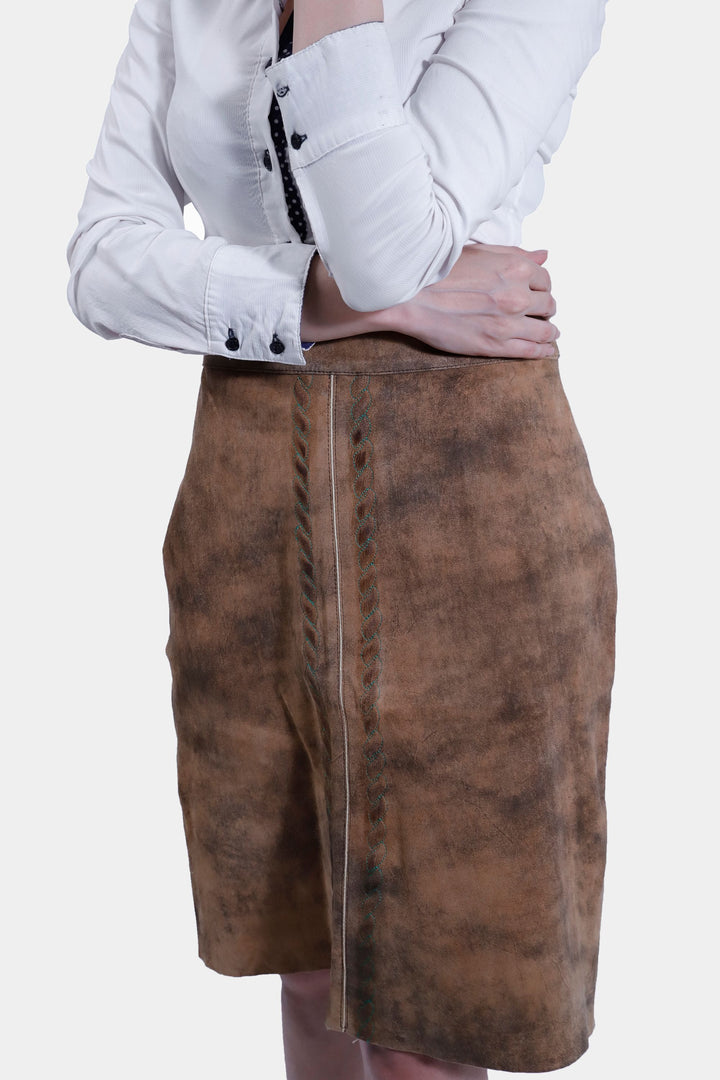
269, 333, 286, 355
263, 148, 273, 171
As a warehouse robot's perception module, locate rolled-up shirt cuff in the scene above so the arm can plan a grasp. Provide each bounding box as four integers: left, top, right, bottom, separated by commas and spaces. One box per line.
264, 21, 405, 169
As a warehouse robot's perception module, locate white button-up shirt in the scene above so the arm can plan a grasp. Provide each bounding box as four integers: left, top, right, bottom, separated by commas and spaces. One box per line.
66, 0, 607, 368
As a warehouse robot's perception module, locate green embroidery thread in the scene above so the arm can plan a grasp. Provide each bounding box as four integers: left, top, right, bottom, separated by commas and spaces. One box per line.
349, 373, 388, 1043
291, 373, 331, 819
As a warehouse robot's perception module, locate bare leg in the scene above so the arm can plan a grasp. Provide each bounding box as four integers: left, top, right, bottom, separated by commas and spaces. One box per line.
359, 1042, 490, 1080
279, 969, 365, 1080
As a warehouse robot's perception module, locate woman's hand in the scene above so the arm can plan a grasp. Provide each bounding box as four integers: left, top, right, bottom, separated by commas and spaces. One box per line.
383, 243, 559, 360
300, 243, 559, 360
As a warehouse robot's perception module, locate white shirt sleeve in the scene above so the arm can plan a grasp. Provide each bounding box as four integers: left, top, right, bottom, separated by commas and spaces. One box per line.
66, 0, 316, 366
265, 1, 607, 312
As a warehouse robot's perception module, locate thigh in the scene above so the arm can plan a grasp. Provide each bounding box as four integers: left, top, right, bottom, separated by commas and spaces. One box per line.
361, 1041, 489, 1078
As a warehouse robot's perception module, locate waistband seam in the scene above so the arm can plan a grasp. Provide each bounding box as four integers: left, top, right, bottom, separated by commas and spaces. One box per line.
203, 354, 556, 376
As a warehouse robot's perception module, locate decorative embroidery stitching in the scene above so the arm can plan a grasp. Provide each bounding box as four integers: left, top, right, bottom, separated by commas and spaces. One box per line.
349, 374, 388, 1042
291, 374, 332, 818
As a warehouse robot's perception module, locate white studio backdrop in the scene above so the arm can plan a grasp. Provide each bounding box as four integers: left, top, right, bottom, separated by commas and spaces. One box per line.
1, 0, 717, 1077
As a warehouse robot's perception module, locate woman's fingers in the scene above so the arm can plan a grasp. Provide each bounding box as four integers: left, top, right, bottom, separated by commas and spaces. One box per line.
473, 335, 558, 360
528, 263, 552, 292
485, 313, 559, 344
526, 290, 557, 318
504, 338, 560, 360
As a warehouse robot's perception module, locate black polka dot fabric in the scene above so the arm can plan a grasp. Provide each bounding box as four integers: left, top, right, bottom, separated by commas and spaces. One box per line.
269, 11, 311, 243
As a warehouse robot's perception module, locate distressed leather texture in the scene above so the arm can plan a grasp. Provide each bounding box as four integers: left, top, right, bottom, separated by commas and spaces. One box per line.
161, 331, 617, 1072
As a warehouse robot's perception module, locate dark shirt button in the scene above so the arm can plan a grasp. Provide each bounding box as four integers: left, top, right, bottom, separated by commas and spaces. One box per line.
269, 333, 286, 355
276, 84, 290, 97
263, 148, 273, 171
290, 132, 307, 150
225, 330, 240, 352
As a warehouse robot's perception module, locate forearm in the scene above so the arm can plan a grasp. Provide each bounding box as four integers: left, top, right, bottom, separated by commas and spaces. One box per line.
300, 250, 396, 341
293, 0, 383, 52
266, 1, 605, 312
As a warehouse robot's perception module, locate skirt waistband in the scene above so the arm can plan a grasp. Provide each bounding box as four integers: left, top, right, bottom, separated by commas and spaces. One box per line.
203, 330, 560, 377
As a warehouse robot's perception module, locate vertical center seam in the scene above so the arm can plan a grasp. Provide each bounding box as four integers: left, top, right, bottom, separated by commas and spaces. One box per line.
328, 372, 351, 1031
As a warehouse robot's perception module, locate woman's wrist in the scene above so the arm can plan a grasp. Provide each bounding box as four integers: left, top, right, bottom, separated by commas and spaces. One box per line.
293, 1, 384, 52
300, 250, 397, 341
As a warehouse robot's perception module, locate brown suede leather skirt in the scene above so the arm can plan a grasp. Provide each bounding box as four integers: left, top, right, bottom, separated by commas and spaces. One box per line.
161, 331, 617, 1073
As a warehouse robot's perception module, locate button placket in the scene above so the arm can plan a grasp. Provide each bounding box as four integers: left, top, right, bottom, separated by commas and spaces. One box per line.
266, 9, 311, 246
